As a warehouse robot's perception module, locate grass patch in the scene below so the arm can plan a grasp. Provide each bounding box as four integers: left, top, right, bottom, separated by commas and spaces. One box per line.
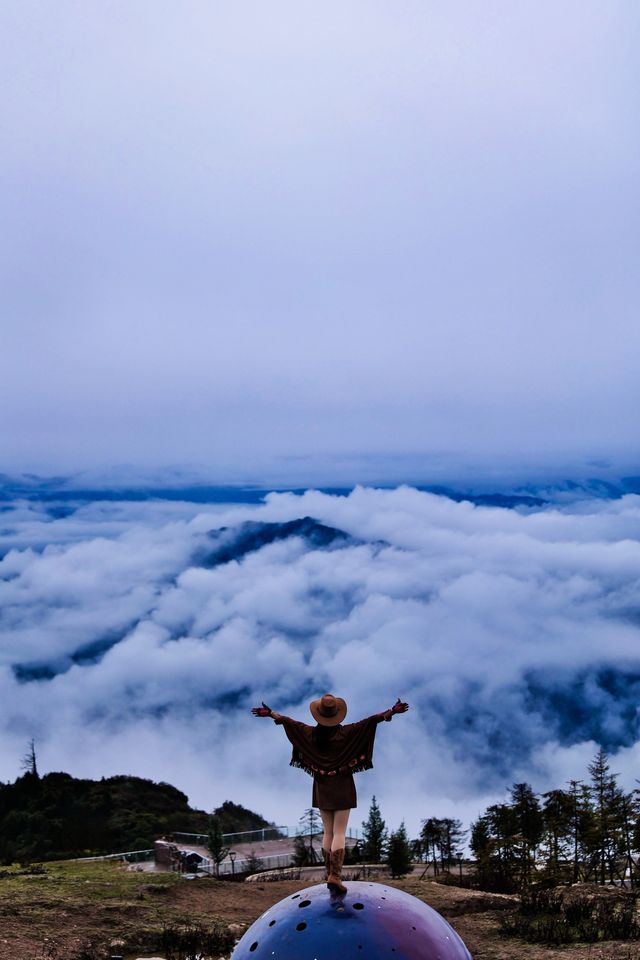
0, 861, 234, 958
0, 859, 179, 914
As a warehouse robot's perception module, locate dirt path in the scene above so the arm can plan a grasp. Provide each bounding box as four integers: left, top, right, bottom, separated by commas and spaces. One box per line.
1, 865, 638, 959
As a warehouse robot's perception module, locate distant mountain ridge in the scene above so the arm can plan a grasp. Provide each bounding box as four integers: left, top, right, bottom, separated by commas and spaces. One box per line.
2, 471, 639, 509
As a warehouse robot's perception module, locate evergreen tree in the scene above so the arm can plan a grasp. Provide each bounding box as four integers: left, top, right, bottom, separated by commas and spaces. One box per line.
631, 786, 640, 859
541, 788, 573, 881
386, 821, 413, 878
567, 779, 593, 883
420, 817, 444, 875
21, 739, 39, 780
361, 796, 388, 862
510, 783, 543, 887
207, 814, 230, 877
619, 792, 639, 889
440, 818, 467, 872
298, 807, 321, 861
470, 815, 495, 888
472, 806, 528, 893
479, 803, 520, 892
587, 749, 623, 884
410, 835, 426, 863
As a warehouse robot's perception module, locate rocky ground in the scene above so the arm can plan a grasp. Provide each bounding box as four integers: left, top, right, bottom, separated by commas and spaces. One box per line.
0, 862, 638, 960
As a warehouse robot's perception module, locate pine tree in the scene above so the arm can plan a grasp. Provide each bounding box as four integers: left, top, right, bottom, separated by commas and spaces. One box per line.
207, 814, 229, 877
567, 779, 592, 883
420, 817, 444, 875
541, 789, 573, 881
21, 739, 39, 779
440, 818, 467, 873
510, 783, 543, 887
470, 815, 494, 888
588, 749, 623, 884
361, 796, 388, 863
298, 807, 321, 861
619, 792, 639, 889
386, 821, 413, 878
484, 803, 519, 891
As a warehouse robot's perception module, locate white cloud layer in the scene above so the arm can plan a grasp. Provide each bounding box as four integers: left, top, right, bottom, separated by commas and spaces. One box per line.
1, 486, 639, 836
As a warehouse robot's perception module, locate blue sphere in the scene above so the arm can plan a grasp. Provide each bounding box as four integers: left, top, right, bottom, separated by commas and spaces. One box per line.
232, 881, 472, 960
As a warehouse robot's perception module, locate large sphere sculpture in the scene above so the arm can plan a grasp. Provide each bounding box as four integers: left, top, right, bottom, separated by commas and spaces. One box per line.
232, 881, 472, 960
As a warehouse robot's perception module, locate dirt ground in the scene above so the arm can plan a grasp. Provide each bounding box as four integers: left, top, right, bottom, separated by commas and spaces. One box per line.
0, 863, 638, 960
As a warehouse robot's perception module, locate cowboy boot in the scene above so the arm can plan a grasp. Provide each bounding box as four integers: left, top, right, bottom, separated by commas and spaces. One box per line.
327, 848, 347, 894
322, 848, 331, 881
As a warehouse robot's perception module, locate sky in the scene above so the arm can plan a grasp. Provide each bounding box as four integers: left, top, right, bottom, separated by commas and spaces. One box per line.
1, 1, 639, 482
1, 485, 640, 837
1, 4, 639, 840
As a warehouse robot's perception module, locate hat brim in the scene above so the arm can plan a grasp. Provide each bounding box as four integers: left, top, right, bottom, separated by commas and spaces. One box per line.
309, 696, 347, 726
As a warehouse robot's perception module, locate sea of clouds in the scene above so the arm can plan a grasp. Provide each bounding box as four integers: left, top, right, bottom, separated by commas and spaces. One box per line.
1, 485, 639, 837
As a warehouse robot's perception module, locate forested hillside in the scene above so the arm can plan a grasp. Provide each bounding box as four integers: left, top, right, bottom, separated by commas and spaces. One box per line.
0, 771, 271, 864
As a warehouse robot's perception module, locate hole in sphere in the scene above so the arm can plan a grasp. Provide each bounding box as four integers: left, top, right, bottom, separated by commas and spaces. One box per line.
269, 920, 276, 927
299, 899, 312, 908
291, 894, 300, 899
249, 942, 258, 952
296, 922, 307, 931
353, 903, 364, 910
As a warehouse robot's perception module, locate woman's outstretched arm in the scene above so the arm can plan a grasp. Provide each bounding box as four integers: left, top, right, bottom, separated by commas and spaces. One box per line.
342, 699, 409, 732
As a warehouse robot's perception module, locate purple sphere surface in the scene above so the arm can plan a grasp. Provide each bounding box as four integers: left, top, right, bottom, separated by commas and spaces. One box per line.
231, 880, 473, 960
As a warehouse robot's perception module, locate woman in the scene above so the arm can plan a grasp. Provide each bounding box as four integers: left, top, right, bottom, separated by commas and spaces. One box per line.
252, 692, 409, 893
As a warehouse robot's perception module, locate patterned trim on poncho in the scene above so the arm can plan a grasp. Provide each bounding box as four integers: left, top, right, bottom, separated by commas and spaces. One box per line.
275, 715, 381, 778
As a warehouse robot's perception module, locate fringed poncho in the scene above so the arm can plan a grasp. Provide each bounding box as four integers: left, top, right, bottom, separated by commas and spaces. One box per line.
274, 714, 385, 779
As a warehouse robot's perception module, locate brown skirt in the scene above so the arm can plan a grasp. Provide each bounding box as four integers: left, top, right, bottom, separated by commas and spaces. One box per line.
312, 772, 357, 810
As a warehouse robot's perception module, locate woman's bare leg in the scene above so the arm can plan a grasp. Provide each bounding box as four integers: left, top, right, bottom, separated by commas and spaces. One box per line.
320, 809, 335, 852
331, 809, 350, 852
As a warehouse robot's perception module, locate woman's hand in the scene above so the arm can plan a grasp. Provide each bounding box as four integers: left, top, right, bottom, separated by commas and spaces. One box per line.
392, 698, 409, 714
251, 702, 273, 717
383, 698, 409, 720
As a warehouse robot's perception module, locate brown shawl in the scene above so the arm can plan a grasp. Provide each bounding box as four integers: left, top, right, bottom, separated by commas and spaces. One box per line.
275, 714, 383, 778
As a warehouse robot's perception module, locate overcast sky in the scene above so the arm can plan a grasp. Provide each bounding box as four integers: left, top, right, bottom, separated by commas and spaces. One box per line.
1, 2, 638, 482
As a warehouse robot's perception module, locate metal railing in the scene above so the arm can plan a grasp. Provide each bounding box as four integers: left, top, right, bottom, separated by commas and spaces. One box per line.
173, 825, 358, 846
199, 853, 298, 877
173, 826, 289, 845
74, 849, 155, 864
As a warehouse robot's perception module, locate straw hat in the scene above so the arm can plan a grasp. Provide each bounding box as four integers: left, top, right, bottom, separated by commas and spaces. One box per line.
309, 693, 347, 726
